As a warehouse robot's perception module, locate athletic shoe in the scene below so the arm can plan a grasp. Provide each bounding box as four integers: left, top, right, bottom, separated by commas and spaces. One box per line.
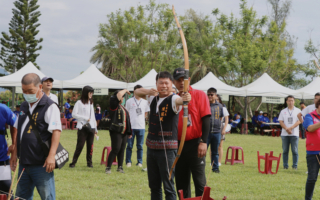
293, 167, 297, 170
126, 163, 132, 167
219, 163, 221, 166
284, 167, 288, 169
69, 163, 75, 168
105, 167, 111, 174
137, 163, 143, 167
87, 164, 93, 168
117, 167, 125, 173
212, 169, 220, 173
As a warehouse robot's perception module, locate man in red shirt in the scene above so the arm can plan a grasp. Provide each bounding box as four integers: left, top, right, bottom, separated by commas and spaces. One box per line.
172, 68, 211, 198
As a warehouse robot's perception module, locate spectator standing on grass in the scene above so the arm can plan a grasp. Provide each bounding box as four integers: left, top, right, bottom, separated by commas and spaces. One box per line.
303, 98, 320, 200
105, 89, 132, 174
172, 68, 211, 198
125, 85, 150, 168
299, 102, 307, 139
278, 95, 301, 170
41, 77, 59, 105
11, 73, 62, 199
69, 86, 97, 168
217, 94, 229, 167
95, 108, 102, 128
0, 103, 17, 199
135, 71, 191, 200
207, 87, 226, 173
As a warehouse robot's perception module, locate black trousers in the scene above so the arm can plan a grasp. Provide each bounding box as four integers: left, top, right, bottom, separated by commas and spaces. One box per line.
71, 128, 95, 165
175, 139, 206, 198
107, 131, 128, 168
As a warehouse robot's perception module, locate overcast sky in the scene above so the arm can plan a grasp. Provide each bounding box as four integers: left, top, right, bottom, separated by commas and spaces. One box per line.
0, 0, 319, 81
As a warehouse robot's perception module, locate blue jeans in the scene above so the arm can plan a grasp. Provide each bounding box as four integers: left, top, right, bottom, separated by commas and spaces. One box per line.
16, 164, 55, 200
207, 132, 221, 170
305, 154, 320, 200
126, 129, 145, 164
147, 148, 177, 200
281, 136, 299, 168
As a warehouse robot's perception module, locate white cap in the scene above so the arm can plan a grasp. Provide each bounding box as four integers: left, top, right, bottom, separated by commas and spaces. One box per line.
260, 111, 263, 114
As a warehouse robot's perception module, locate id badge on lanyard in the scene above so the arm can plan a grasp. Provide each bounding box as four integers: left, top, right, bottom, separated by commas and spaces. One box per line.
136, 108, 142, 116
288, 117, 293, 124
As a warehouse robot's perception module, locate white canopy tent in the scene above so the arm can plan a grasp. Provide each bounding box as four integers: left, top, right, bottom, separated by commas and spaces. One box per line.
191, 72, 246, 97
62, 64, 127, 90
0, 61, 62, 88
296, 77, 320, 99
127, 69, 158, 91
240, 73, 302, 98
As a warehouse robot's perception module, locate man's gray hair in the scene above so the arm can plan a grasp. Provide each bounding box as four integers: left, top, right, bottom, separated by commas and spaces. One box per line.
21, 73, 41, 86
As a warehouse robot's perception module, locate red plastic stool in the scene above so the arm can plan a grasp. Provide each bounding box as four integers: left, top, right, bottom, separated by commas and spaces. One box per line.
225, 146, 244, 165
101, 146, 117, 166
0, 194, 7, 200
257, 151, 281, 174
71, 121, 78, 130
178, 186, 227, 200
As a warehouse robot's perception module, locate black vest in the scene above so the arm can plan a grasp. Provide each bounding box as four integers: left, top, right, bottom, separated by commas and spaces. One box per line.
17, 95, 55, 165
146, 95, 179, 150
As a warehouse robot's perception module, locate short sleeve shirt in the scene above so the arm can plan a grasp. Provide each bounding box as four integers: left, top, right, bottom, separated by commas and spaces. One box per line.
0, 104, 17, 161
278, 107, 301, 136
125, 97, 150, 129
64, 102, 70, 110
95, 113, 102, 121
177, 87, 211, 141
301, 104, 316, 117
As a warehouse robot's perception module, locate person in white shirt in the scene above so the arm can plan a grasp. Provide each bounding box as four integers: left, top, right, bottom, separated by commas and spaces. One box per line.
69, 86, 97, 168
41, 77, 59, 105
217, 94, 229, 166
278, 95, 301, 170
125, 85, 150, 167
11, 73, 62, 200
298, 93, 320, 124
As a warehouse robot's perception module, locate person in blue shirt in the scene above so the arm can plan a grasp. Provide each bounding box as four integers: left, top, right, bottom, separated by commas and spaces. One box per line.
0, 103, 17, 198
95, 108, 102, 128
13, 105, 20, 117
230, 115, 241, 133
260, 113, 271, 134
64, 98, 71, 115
65, 106, 76, 122
273, 114, 279, 123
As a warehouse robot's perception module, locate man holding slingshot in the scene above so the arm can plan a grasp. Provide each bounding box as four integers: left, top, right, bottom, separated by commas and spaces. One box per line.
0, 103, 17, 198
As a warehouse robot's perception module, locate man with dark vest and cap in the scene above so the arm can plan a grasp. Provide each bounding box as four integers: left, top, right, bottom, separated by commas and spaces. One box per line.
11, 73, 62, 200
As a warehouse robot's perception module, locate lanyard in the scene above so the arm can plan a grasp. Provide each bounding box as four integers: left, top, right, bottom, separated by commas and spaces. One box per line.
287, 108, 294, 117
134, 97, 141, 108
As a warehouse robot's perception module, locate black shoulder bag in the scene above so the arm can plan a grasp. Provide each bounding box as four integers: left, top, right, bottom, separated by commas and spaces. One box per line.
28, 112, 69, 169
81, 104, 93, 134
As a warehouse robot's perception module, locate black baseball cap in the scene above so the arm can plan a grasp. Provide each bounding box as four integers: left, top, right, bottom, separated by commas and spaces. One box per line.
173, 68, 185, 80
41, 77, 54, 83
134, 85, 143, 90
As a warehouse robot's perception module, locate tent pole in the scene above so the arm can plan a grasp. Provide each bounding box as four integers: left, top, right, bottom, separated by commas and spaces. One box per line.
60, 89, 63, 107
12, 87, 15, 110
244, 97, 247, 135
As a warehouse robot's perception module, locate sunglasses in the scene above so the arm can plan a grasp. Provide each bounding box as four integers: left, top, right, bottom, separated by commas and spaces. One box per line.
207, 94, 215, 97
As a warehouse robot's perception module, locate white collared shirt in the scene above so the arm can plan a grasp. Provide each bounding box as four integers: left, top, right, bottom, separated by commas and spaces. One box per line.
125, 97, 150, 129
278, 106, 301, 137
13, 95, 62, 139
301, 104, 316, 117
48, 93, 59, 105
72, 100, 97, 132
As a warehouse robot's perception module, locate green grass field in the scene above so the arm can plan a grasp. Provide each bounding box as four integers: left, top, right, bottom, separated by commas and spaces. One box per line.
9, 130, 313, 200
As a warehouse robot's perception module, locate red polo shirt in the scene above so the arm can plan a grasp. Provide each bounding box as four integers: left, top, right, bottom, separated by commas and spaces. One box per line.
178, 86, 211, 141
